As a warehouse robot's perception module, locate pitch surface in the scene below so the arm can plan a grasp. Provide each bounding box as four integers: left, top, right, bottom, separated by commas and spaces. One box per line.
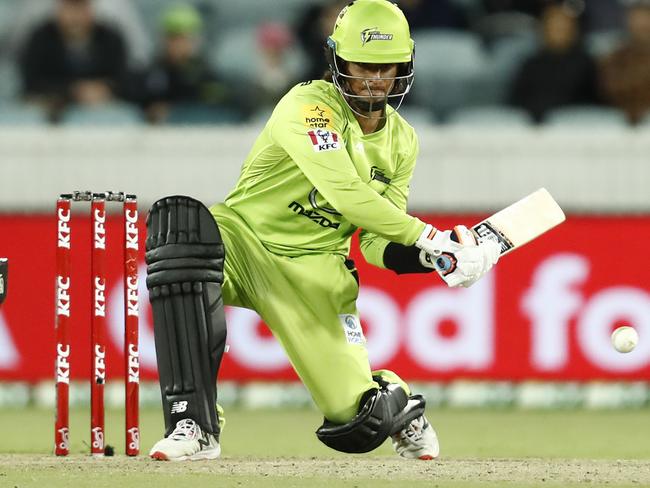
1, 407, 648, 487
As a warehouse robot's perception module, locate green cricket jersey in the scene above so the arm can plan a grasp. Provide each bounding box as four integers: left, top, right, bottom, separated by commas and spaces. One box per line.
223, 80, 426, 266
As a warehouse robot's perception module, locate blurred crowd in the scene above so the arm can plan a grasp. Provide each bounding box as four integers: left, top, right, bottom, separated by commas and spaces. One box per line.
0, 0, 649, 126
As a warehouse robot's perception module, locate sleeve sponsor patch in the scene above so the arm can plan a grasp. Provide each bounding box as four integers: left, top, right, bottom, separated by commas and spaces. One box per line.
308, 129, 341, 152
302, 104, 334, 129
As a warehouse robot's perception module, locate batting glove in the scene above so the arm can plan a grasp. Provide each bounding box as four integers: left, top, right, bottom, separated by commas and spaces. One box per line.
415, 224, 501, 287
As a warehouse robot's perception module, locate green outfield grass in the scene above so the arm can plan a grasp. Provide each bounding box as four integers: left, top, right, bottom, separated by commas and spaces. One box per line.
1, 407, 649, 487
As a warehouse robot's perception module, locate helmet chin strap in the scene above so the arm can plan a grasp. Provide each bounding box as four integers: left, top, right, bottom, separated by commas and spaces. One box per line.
346, 97, 387, 119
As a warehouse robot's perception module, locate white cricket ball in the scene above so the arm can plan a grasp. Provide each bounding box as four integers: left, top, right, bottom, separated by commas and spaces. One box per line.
611, 326, 638, 353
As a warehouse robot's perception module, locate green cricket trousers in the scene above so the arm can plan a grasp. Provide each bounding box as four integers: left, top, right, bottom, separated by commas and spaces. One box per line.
210, 203, 409, 423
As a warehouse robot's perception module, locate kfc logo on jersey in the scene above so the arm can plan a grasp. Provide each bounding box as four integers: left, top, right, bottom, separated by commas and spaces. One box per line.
308, 129, 341, 152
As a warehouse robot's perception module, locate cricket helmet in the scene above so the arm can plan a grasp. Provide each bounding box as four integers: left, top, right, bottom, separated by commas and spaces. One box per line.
329, 0, 414, 63
326, 0, 415, 117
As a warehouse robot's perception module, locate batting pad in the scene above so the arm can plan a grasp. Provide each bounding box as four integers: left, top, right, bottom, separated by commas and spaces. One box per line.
146, 196, 227, 437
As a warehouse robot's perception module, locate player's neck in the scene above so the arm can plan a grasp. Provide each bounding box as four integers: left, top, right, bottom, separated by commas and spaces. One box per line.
354, 112, 386, 134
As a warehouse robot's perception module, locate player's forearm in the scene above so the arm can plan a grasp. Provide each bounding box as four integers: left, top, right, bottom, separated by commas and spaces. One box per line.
345, 203, 424, 246
360, 233, 432, 274
359, 233, 388, 269
383, 242, 434, 274
316, 179, 424, 245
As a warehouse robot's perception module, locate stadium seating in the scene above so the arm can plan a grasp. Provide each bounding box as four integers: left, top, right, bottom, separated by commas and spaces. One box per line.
446, 106, 533, 127
133, 0, 189, 40
61, 103, 144, 126
449, 0, 485, 21
165, 103, 244, 125
0, 0, 21, 48
208, 0, 324, 30
472, 11, 539, 43
0, 102, 48, 126
209, 26, 308, 86
639, 111, 650, 127
0, 61, 20, 104
0, 2, 636, 130
410, 30, 492, 118
485, 34, 539, 102
585, 30, 625, 58
397, 105, 436, 127
248, 106, 275, 127
544, 106, 629, 128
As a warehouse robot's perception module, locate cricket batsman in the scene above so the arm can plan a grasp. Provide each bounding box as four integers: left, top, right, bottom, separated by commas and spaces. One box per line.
145, 0, 501, 461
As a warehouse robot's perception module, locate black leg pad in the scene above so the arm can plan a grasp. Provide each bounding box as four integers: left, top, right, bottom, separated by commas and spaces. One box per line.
145, 196, 227, 437
315, 383, 426, 454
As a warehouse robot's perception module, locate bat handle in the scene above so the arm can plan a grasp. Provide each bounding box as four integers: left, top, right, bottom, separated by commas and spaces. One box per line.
435, 254, 455, 273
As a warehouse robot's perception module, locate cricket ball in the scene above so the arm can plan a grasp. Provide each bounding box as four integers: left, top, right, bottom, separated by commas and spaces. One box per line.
611, 326, 638, 354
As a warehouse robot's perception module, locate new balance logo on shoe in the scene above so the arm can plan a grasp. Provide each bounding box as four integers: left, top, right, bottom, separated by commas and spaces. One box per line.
198, 435, 212, 451
171, 401, 188, 414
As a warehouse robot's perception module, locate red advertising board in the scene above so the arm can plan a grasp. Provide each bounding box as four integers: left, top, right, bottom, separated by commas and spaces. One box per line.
0, 212, 648, 382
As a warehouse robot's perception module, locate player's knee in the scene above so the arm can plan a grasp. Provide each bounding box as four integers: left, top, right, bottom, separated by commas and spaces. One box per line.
146, 195, 225, 286
318, 396, 360, 425
319, 373, 409, 425
315, 384, 426, 454
372, 369, 410, 395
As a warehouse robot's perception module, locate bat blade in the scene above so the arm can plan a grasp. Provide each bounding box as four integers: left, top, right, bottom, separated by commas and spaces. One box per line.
472, 188, 565, 255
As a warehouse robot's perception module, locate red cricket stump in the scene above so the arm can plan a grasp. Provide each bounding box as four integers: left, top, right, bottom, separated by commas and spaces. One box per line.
123, 196, 140, 456
55, 191, 139, 457
91, 194, 107, 456
55, 197, 72, 456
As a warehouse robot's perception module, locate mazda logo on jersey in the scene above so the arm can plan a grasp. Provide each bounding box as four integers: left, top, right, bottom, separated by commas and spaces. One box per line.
308, 129, 341, 152
287, 187, 342, 229
308, 187, 341, 216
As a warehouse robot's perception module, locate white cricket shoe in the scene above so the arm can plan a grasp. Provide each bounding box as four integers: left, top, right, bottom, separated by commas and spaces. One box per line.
391, 415, 439, 460
149, 419, 221, 461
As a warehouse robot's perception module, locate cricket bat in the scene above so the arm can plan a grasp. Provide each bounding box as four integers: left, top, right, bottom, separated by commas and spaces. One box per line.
471, 188, 565, 256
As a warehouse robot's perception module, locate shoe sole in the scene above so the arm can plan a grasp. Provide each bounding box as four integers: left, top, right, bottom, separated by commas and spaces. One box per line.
150, 451, 169, 461
150, 447, 221, 462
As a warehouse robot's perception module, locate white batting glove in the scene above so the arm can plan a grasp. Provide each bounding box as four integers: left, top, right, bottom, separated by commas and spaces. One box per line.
415, 224, 501, 287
